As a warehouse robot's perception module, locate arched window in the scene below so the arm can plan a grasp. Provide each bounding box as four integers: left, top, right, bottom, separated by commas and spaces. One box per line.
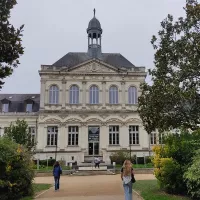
128, 86, 137, 104
70, 85, 79, 104
109, 86, 118, 104
89, 85, 99, 104
49, 85, 59, 104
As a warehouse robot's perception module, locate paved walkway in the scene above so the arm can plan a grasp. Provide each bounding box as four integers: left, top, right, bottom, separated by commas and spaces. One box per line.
35, 174, 155, 200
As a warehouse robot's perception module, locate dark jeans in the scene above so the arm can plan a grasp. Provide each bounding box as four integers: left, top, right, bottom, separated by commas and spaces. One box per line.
54, 176, 60, 190
95, 162, 100, 168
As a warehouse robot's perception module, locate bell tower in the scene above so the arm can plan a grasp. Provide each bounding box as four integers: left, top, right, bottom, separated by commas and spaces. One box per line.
87, 9, 103, 57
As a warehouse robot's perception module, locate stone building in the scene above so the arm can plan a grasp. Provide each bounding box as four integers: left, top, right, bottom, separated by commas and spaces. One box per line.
0, 11, 158, 164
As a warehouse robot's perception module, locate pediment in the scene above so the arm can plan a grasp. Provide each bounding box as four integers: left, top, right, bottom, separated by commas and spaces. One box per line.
67, 60, 121, 74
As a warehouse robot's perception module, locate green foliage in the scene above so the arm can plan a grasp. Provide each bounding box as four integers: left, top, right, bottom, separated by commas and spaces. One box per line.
4, 119, 36, 152
152, 130, 200, 195
109, 150, 135, 164
0, 0, 24, 88
0, 137, 35, 200
184, 150, 200, 199
138, 0, 200, 132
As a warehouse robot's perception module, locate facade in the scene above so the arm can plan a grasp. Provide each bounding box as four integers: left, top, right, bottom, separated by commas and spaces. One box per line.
0, 11, 157, 164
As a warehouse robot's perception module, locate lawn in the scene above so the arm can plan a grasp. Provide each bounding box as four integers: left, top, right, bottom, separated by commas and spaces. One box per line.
116, 163, 153, 169
21, 183, 51, 200
35, 165, 71, 172
133, 180, 190, 200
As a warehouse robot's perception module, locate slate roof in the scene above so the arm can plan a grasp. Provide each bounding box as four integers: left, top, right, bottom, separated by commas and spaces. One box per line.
0, 94, 40, 112
53, 52, 135, 69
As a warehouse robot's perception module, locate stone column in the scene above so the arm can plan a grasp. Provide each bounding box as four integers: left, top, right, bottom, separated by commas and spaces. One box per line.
121, 81, 126, 108
62, 79, 66, 108
82, 81, 86, 108
102, 81, 106, 108
40, 80, 46, 109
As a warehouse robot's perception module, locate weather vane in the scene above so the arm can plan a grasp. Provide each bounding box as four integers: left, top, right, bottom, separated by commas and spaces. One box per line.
93, 8, 96, 17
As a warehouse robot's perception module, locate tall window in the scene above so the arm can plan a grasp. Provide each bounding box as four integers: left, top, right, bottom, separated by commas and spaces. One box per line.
47, 126, 58, 146
2, 103, 9, 112
109, 86, 118, 104
70, 85, 79, 104
128, 86, 137, 104
89, 85, 99, 104
68, 126, 79, 146
26, 103, 33, 112
109, 126, 119, 145
29, 127, 36, 145
49, 85, 59, 104
151, 132, 157, 145
129, 126, 139, 145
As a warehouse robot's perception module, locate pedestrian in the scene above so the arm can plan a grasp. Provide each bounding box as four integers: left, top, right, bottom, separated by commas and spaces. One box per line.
121, 160, 135, 200
94, 157, 100, 168
53, 161, 62, 191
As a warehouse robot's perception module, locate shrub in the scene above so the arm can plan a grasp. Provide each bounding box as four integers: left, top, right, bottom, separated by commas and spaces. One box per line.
0, 138, 35, 200
152, 130, 200, 195
110, 150, 135, 165
184, 150, 200, 199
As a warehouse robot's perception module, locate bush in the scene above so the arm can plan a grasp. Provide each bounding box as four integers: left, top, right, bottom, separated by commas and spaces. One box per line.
184, 150, 200, 199
152, 130, 200, 195
33, 159, 56, 167
0, 138, 35, 200
110, 150, 135, 165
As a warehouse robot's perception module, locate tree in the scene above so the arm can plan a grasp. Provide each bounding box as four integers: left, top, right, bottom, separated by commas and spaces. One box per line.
138, 0, 200, 132
0, 137, 34, 200
0, 0, 24, 89
4, 119, 36, 152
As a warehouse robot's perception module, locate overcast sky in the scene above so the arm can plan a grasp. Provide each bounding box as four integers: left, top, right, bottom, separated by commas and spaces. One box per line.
1, 0, 186, 94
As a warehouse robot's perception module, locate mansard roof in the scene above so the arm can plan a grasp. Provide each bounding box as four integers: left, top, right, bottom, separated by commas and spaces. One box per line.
52, 52, 135, 69
0, 94, 40, 112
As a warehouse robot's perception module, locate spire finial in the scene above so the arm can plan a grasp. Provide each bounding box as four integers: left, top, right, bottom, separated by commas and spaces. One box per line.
93, 8, 96, 17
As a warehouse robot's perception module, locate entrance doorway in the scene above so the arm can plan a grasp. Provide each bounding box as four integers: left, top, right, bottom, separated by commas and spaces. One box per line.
88, 126, 99, 155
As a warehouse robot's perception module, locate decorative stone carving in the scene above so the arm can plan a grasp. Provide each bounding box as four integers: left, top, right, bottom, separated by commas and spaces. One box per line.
58, 115, 68, 119
65, 118, 82, 123
99, 114, 109, 119
49, 75, 58, 79
79, 115, 88, 119
101, 122, 107, 126
44, 118, 61, 123
70, 62, 116, 73
81, 122, 87, 126
120, 114, 128, 119
40, 115, 48, 120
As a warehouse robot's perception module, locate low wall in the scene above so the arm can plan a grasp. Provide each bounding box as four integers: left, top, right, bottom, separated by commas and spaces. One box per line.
35, 168, 154, 177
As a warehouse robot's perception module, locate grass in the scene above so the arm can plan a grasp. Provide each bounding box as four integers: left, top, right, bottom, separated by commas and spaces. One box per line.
35, 165, 71, 172
116, 163, 154, 169
21, 183, 51, 200
133, 180, 190, 200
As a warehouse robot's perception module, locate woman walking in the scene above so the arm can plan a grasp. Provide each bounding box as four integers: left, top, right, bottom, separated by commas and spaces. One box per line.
53, 161, 62, 191
121, 160, 135, 200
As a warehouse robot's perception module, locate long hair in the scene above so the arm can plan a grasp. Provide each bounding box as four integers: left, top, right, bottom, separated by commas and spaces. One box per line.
122, 160, 132, 176
53, 161, 60, 168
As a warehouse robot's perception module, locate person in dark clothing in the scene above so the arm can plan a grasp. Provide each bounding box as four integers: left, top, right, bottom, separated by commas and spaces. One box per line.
53, 161, 62, 191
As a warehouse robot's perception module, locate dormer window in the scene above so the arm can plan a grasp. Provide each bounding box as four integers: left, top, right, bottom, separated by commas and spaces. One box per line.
26, 103, 32, 112
2, 103, 9, 112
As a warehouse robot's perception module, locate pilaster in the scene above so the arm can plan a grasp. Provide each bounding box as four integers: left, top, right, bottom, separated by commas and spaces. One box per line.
62, 79, 66, 108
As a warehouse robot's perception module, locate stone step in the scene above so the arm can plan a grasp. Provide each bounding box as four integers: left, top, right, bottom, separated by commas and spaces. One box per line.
78, 166, 107, 171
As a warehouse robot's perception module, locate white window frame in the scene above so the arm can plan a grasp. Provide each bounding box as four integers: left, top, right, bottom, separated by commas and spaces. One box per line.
109, 126, 119, 145
68, 126, 79, 146
151, 132, 157, 145
49, 85, 59, 104
69, 85, 79, 104
109, 86, 118, 104
26, 103, 33, 112
89, 85, 99, 104
129, 125, 139, 145
2, 103, 9, 112
29, 127, 36, 144
47, 126, 58, 146
128, 86, 137, 104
